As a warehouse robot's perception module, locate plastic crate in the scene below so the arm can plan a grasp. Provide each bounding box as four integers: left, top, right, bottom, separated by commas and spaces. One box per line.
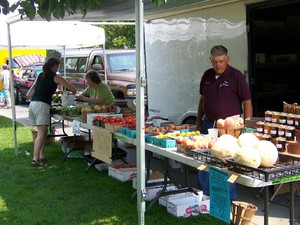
180, 129, 189, 133
127, 129, 136, 138
120, 127, 128, 135
153, 137, 162, 146
160, 139, 176, 148
145, 134, 154, 143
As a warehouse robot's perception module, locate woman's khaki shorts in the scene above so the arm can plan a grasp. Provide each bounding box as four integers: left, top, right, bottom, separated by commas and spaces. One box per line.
29, 101, 51, 126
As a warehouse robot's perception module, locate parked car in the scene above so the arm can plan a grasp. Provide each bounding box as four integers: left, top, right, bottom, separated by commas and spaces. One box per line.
13, 64, 43, 105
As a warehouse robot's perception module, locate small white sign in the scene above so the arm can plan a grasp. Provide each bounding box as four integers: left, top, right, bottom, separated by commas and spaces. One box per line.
153, 118, 161, 127
72, 120, 81, 135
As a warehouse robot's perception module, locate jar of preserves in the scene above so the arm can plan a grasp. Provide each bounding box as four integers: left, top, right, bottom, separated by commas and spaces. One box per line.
256, 121, 264, 133
279, 112, 287, 125
270, 124, 278, 138
264, 110, 272, 123
264, 122, 272, 135
286, 113, 295, 126
285, 126, 295, 141
276, 137, 286, 152
278, 125, 286, 137
262, 134, 271, 141
271, 111, 280, 124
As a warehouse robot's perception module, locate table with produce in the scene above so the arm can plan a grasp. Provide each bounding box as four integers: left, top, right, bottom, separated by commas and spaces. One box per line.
50, 93, 300, 225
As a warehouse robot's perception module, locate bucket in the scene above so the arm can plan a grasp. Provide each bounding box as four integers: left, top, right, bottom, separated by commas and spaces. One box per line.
231, 201, 257, 225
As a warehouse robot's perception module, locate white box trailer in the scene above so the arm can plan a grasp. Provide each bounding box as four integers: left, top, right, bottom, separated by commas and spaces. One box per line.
144, 0, 251, 125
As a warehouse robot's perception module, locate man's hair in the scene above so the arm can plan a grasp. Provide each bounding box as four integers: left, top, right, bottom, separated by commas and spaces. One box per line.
210, 45, 228, 56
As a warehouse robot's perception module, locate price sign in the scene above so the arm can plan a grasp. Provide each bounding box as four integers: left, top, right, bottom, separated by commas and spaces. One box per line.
72, 120, 81, 135
209, 167, 231, 224
153, 118, 161, 127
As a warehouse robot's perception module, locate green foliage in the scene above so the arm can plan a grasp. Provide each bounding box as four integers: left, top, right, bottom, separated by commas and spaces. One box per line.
1, 0, 168, 21
0, 115, 226, 225
101, 24, 135, 49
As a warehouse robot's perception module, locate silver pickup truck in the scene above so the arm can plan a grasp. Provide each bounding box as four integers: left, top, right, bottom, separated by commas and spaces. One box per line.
58, 48, 138, 109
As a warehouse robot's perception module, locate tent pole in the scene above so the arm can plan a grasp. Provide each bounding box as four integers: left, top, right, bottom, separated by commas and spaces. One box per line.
6, 22, 18, 156
63, 45, 66, 80
6, 14, 27, 156
136, 0, 146, 224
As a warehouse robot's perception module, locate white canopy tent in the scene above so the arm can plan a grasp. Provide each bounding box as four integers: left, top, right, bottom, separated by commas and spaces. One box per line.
1, 17, 105, 161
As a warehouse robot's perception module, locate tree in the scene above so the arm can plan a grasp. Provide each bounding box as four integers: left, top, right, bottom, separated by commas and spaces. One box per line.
0, 0, 167, 21
101, 24, 135, 49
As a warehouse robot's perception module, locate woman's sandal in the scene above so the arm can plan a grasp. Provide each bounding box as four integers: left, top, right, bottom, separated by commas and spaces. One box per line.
31, 160, 44, 167
39, 157, 48, 163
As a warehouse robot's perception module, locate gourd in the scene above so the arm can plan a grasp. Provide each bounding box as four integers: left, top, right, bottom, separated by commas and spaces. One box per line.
218, 134, 238, 143
234, 146, 261, 168
211, 139, 240, 158
237, 132, 260, 147
254, 140, 278, 167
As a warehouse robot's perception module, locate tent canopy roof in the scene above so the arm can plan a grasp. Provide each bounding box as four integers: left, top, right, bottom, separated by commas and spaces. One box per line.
0, 21, 105, 49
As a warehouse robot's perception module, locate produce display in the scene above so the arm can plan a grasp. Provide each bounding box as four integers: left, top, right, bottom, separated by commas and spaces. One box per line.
209, 132, 279, 168
253, 140, 278, 167
175, 134, 213, 150
234, 146, 261, 168
217, 116, 244, 137
211, 139, 240, 158
237, 133, 260, 147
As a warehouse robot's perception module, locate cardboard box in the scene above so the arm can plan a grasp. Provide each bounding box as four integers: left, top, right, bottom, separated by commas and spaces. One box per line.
159, 191, 203, 207
108, 166, 137, 182
245, 117, 264, 128
59, 136, 87, 153
167, 195, 210, 217
169, 159, 182, 169
132, 170, 167, 189
273, 181, 300, 195
144, 184, 178, 201
132, 177, 167, 190
94, 162, 109, 172
105, 123, 122, 132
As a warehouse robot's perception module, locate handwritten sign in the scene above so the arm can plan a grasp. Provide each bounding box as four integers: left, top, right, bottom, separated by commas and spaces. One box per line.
92, 127, 113, 164
72, 120, 81, 135
209, 167, 231, 224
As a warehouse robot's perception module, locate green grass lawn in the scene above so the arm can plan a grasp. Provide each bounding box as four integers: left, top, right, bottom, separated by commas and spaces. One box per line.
0, 115, 227, 225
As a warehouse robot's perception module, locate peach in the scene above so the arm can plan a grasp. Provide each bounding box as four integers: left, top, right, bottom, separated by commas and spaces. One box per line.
217, 118, 225, 128
175, 136, 183, 144
224, 117, 234, 128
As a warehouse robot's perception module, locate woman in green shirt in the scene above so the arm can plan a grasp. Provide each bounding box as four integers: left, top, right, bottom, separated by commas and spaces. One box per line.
76, 70, 114, 106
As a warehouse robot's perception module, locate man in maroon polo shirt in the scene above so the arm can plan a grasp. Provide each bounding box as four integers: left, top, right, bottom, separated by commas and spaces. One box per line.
196, 45, 253, 200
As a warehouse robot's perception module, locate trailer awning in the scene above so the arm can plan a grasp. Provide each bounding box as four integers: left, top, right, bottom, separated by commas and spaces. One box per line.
13, 54, 45, 67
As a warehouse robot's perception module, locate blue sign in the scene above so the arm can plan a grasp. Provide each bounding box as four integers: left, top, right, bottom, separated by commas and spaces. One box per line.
209, 167, 231, 224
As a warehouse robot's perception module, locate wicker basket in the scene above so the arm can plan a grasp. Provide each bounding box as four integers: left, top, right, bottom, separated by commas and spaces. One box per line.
218, 126, 243, 138
231, 201, 257, 225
